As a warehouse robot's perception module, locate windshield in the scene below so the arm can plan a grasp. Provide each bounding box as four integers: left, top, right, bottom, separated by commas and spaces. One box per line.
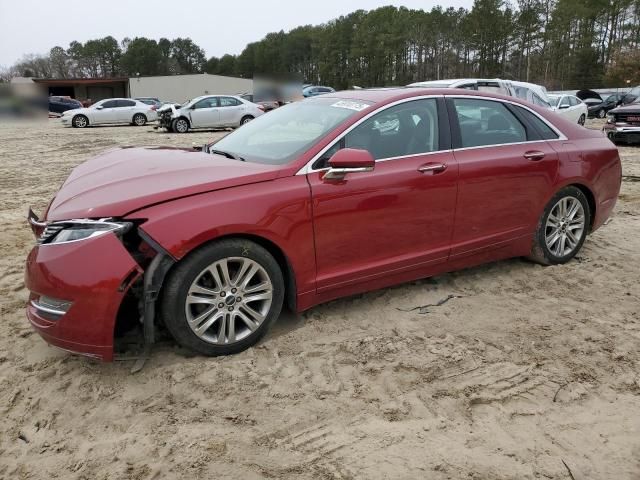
209, 97, 372, 165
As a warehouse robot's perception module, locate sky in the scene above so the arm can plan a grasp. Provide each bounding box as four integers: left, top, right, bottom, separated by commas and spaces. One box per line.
0, 0, 474, 67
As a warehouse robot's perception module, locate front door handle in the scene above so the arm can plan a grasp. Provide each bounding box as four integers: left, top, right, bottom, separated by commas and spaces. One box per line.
524, 151, 545, 161
417, 163, 447, 174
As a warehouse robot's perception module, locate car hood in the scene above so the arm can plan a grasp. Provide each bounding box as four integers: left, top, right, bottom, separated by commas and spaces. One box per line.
45, 147, 281, 221
609, 103, 640, 114
61, 107, 86, 115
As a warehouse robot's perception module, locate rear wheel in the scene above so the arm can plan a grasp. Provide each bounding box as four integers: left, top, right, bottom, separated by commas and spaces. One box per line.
132, 113, 147, 126
172, 117, 189, 133
72, 115, 88, 128
578, 114, 586, 125
529, 186, 590, 265
240, 115, 254, 126
160, 239, 284, 356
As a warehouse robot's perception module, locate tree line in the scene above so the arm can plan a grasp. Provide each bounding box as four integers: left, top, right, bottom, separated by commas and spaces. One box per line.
4, 0, 640, 90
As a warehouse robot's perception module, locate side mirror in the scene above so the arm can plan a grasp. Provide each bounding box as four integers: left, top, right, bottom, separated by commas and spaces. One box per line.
559, 104, 570, 109
95, 105, 103, 110
323, 148, 375, 180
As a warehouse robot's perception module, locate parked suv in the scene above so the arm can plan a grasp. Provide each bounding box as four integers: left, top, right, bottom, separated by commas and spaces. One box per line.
603, 97, 640, 144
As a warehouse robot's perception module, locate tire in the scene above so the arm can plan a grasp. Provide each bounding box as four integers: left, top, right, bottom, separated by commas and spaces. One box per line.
72, 115, 89, 128
578, 114, 586, 125
172, 117, 189, 133
597, 109, 606, 119
160, 239, 285, 356
132, 113, 147, 126
240, 115, 254, 126
529, 186, 590, 265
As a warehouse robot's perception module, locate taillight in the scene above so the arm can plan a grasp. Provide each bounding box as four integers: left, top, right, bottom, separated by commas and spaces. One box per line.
150, 105, 157, 111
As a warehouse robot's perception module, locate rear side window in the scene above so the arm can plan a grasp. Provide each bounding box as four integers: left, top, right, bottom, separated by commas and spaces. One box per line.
452, 98, 526, 148
515, 106, 559, 140
220, 97, 241, 107
118, 100, 136, 107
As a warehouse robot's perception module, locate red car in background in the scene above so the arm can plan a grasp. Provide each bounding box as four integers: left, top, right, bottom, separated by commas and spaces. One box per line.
25, 88, 621, 361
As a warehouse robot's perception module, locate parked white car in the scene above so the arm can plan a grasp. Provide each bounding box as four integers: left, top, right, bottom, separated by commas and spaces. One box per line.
509, 81, 553, 109
61, 98, 158, 128
158, 95, 265, 133
548, 94, 588, 125
407, 78, 515, 96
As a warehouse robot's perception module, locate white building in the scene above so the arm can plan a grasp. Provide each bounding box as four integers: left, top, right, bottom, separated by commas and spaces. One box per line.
129, 73, 253, 103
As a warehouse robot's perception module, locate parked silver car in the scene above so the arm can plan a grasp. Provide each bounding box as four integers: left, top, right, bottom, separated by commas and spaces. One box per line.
61, 98, 158, 128
158, 95, 265, 133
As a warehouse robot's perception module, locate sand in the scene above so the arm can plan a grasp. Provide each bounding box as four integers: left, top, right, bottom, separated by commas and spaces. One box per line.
0, 118, 638, 479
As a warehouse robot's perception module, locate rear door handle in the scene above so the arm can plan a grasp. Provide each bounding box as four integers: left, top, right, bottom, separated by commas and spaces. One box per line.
524, 151, 545, 161
417, 163, 447, 174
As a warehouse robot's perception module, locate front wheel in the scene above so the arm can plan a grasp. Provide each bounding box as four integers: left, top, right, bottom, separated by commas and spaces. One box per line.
529, 186, 590, 265
72, 115, 88, 128
578, 114, 586, 125
160, 239, 284, 356
172, 118, 189, 133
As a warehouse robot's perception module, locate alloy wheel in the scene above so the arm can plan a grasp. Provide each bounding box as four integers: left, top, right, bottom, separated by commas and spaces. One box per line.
134, 114, 146, 126
175, 119, 188, 133
74, 116, 87, 127
545, 197, 586, 257
184, 257, 273, 345
598, 109, 606, 118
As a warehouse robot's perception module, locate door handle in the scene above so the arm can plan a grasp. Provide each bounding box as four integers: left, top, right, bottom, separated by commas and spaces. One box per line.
417, 163, 447, 174
524, 151, 545, 161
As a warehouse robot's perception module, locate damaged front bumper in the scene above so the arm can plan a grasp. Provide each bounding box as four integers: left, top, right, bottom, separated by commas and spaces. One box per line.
24, 210, 174, 361
156, 104, 179, 130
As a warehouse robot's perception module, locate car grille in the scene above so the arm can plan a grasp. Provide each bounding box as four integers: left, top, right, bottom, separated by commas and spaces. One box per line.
614, 112, 640, 125
38, 223, 64, 244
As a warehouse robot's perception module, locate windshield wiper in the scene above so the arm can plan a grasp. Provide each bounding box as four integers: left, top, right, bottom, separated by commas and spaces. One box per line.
210, 149, 245, 161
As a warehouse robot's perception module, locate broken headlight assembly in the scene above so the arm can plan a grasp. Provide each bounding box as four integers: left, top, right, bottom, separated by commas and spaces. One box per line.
38, 219, 132, 245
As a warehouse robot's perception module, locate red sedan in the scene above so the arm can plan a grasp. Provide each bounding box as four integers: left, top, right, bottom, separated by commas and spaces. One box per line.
25, 88, 621, 361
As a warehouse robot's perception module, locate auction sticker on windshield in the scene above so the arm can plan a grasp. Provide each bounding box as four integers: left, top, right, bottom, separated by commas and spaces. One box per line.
331, 100, 370, 111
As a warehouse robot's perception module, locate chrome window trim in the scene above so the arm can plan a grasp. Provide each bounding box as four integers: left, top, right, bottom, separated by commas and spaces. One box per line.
296, 94, 567, 175
296, 94, 442, 175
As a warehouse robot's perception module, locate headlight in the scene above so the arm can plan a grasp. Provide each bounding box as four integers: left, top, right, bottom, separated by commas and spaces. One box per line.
39, 219, 131, 245
607, 114, 615, 123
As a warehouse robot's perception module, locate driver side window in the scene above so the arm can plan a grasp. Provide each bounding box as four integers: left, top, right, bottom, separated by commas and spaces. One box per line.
194, 97, 218, 109
313, 99, 440, 169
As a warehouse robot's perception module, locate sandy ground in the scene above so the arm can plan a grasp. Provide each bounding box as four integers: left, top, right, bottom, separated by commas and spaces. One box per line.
0, 117, 639, 479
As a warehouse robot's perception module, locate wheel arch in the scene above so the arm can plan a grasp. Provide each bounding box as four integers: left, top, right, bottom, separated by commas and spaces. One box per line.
164, 232, 297, 312
570, 183, 596, 229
